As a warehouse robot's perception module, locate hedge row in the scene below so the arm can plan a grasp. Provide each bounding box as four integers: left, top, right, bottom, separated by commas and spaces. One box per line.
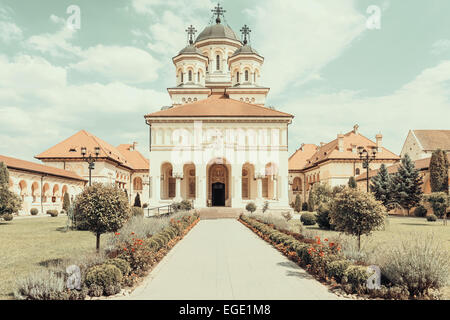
240, 215, 369, 294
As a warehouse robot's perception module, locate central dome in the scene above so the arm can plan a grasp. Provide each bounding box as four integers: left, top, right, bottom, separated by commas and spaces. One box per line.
195, 23, 240, 43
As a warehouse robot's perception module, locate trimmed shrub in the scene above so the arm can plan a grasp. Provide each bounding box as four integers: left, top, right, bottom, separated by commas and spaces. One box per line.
426, 214, 437, 222
105, 258, 130, 276
104, 284, 121, 296
85, 264, 122, 289
300, 212, 316, 225
301, 202, 308, 211
131, 206, 144, 217
46, 210, 59, 217
378, 234, 450, 297
326, 260, 351, 282
88, 284, 103, 297
245, 202, 256, 213
293, 194, 301, 213
30, 208, 39, 216
424, 192, 449, 218
2, 213, 13, 221
180, 200, 192, 211
414, 205, 427, 217
316, 203, 333, 230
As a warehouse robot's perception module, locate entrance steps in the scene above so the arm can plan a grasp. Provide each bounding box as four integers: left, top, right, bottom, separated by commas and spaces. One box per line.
196, 207, 243, 220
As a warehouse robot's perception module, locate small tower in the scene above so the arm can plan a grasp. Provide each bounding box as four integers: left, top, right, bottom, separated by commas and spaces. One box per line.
169, 25, 210, 105
227, 24, 269, 105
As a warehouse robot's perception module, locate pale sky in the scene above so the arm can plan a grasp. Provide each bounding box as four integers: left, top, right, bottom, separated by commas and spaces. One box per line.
0, 0, 449, 161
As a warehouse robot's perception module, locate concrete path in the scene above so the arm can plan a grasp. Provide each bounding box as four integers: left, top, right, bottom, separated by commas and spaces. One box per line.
120, 219, 341, 300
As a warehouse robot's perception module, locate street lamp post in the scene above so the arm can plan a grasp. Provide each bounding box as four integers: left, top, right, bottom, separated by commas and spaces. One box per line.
81, 146, 100, 186
358, 146, 377, 192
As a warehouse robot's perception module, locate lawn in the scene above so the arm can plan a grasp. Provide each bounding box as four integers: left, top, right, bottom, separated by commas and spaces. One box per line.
295, 215, 450, 298
0, 216, 97, 300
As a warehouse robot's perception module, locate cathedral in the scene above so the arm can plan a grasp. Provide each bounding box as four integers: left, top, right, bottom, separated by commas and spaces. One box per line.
144, 5, 293, 211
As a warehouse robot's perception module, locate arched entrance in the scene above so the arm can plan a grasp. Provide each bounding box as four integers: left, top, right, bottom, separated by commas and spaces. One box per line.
208, 162, 229, 207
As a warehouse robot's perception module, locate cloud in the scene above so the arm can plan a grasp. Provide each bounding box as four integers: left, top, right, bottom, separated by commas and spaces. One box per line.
0, 21, 22, 43
70, 45, 162, 84
26, 25, 81, 58
244, 0, 367, 96
285, 60, 450, 155
431, 39, 450, 56
0, 54, 170, 159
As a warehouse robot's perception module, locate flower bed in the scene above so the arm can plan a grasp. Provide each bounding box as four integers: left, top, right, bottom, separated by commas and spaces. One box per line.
239, 215, 386, 298
15, 212, 199, 300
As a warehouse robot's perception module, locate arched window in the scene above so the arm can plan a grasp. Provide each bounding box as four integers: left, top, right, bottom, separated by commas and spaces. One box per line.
181, 72, 184, 83
245, 70, 249, 82
236, 72, 239, 83
216, 55, 220, 71
188, 70, 192, 82
197, 71, 200, 82
355, 168, 360, 175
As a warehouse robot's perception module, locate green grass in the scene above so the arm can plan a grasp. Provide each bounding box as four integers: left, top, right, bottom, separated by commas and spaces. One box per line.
295, 215, 450, 298
0, 216, 97, 300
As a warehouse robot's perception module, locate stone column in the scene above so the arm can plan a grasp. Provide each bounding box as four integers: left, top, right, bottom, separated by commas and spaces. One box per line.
175, 177, 182, 201
256, 177, 263, 205
195, 164, 207, 208
231, 163, 242, 208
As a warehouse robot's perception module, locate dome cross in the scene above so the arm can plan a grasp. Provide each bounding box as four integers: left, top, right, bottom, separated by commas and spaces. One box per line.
240, 24, 251, 44
185, 25, 197, 44
212, 3, 226, 24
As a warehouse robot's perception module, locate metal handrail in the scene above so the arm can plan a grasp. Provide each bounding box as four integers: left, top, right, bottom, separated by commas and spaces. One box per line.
145, 204, 173, 218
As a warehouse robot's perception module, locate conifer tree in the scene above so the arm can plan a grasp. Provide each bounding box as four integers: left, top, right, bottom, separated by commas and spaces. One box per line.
0, 162, 22, 217
133, 193, 141, 207
348, 176, 357, 189
392, 154, 423, 215
63, 192, 70, 212
430, 149, 449, 193
370, 164, 392, 208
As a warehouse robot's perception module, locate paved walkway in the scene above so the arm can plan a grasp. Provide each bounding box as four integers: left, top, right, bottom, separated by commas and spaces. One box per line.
120, 219, 341, 300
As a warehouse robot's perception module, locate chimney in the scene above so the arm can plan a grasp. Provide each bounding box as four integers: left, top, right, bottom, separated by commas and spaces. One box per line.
131, 142, 138, 150
376, 134, 382, 153
353, 124, 359, 134
337, 134, 344, 152
320, 142, 325, 147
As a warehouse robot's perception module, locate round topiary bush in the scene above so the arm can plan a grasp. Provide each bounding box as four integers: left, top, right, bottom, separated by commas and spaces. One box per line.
326, 260, 350, 282
105, 258, 130, 276
300, 212, 316, 225
46, 210, 59, 217
30, 208, 39, 216
414, 205, 428, 217
343, 265, 369, 290
2, 213, 13, 221
245, 202, 257, 214
88, 284, 103, 297
85, 264, 122, 289
426, 214, 437, 222
131, 206, 144, 217
104, 284, 121, 296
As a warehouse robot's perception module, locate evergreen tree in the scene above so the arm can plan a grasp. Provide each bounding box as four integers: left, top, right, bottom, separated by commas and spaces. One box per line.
348, 176, 357, 189
63, 192, 70, 212
430, 149, 449, 193
370, 164, 393, 208
0, 162, 22, 217
392, 154, 423, 215
133, 193, 141, 207
294, 194, 301, 213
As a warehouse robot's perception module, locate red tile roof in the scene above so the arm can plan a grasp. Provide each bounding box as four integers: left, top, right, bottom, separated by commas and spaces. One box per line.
303, 130, 399, 170
145, 94, 293, 118
0, 154, 85, 182
289, 144, 318, 170
413, 130, 450, 151
117, 144, 149, 171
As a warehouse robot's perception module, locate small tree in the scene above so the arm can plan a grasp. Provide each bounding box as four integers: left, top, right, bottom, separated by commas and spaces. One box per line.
245, 202, 256, 214
370, 164, 393, 208
0, 162, 22, 217
62, 192, 70, 212
74, 183, 131, 251
348, 176, 357, 189
391, 154, 423, 215
430, 149, 449, 193
425, 192, 449, 225
294, 194, 301, 213
307, 191, 314, 212
330, 187, 386, 251
133, 193, 141, 208
308, 182, 333, 212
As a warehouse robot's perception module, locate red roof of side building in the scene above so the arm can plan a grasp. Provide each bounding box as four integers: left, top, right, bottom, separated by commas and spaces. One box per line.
35, 130, 133, 169
116, 144, 149, 171
145, 94, 293, 118
289, 144, 319, 171
0, 154, 85, 182
303, 129, 400, 170
413, 130, 450, 151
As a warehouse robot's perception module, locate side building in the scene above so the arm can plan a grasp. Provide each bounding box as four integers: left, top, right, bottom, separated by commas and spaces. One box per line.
400, 130, 450, 161
288, 125, 400, 205
0, 154, 86, 215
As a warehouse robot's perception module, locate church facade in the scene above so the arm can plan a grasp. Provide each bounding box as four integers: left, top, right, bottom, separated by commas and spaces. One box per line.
145, 6, 293, 211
